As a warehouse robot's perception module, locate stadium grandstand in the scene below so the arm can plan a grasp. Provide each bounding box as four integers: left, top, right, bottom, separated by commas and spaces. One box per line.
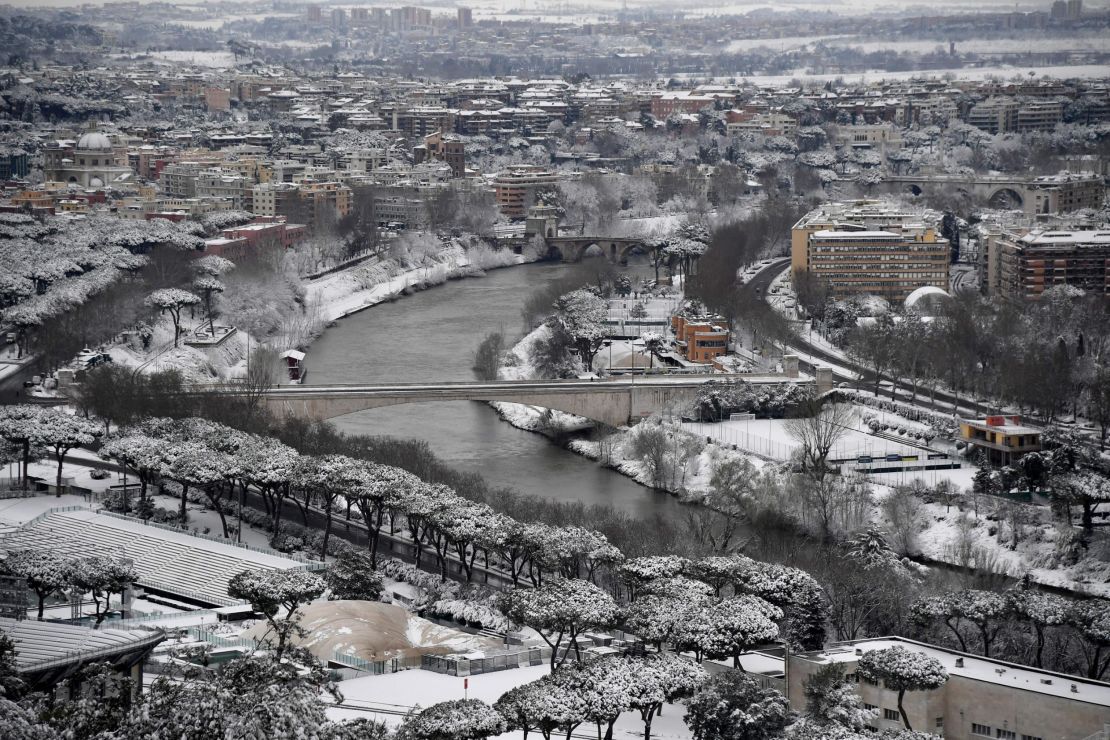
1, 616, 165, 691
0, 507, 318, 608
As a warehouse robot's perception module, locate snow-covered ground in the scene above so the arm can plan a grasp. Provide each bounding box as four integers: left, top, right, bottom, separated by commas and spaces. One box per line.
328, 664, 695, 740
306, 244, 528, 324
87, 243, 531, 387
906, 498, 1110, 598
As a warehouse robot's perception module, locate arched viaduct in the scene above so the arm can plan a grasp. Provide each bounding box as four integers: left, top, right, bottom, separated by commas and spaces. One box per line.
543, 236, 653, 264
884, 175, 1033, 212
234, 376, 808, 428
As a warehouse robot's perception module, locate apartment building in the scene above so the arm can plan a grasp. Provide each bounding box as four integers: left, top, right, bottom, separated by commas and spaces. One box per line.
967, 98, 1019, 134
832, 123, 903, 153
1028, 171, 1105, 214
194, 169, 254, 211
1015, 100, 1064, 132
650, 92, 715, 118
726, 112, 798, 137
493, 166, 560, 218
787, 637, 1110, 740
414, 131, 466, 178
159, 162, 203, 198
251, 180, 350, 232
994, 228, 1110, 299
671, 314, 729, 364
791, 201, 950, 301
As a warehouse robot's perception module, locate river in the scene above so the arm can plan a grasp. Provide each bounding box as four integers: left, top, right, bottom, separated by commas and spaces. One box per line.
305, 259, 686, 519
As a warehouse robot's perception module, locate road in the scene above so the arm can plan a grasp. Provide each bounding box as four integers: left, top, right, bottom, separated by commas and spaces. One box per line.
739, 260, 992, 418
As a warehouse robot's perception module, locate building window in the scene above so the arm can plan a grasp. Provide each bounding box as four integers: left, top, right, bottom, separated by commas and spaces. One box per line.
883, 709, 899, 722
863, 703, 877, 711
1021, 735, 1043, 740
997, 731, 1016, 740
935, 717, 944, 729
972, 724, 992, 737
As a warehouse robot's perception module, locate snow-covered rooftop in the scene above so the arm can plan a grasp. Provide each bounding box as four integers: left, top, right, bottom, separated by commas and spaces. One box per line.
803, 637, 1110, 706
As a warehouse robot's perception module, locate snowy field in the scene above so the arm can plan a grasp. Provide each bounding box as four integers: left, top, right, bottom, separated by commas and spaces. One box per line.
683, 414, 932, 463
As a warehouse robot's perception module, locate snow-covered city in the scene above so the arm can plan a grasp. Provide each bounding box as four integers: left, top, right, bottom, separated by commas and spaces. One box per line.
1, 0, 1110, 738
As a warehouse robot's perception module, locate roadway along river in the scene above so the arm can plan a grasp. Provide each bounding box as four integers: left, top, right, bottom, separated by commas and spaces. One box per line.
305, 258, 687, 519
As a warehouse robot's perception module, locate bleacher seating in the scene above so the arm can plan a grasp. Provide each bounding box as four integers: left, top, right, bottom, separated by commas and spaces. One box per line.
0, 509, 306, 607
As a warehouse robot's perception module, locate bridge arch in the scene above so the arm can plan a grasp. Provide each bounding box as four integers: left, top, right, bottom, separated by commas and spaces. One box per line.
544, 237, 651, 264
987, 187, 1024, 210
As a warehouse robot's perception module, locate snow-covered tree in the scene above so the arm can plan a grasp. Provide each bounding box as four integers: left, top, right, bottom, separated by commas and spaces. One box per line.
690, 555, 752, 597
552, 656, 634, 740
855, 646, 948, 730
552, 289, 608, 371
625, 652, 707, 740
70, 555, 135, 625
191, 255, 234, 329
684, 670, 790, 740
99, 434, 166, 516
619, 555, 690, 600
499, 578, 619, 669
801, 662, 876, 732
227, 568, 325, 659
404, 699, 507, 740
235, 436, 300, 542
107, 649, 352, 739
0, 405, 42, 488
325, 549, 383, 601
1007, 587, 1069, 668
166, 442, 240, 537
624, 592, 707, 649
30, 409, 100, 497
1067, 598, 1110, 680
146, 288, 201, 347
912, 590, 1009, 657
733, 561, 829, 650
495, 676, 586, 740
680, 595, 781, 668
2, 550, 72, 620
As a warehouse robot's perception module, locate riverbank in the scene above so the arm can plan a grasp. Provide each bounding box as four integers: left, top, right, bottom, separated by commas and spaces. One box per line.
492, 324, 763, 501
305, 242, 535, 324
105, 242, 538, 385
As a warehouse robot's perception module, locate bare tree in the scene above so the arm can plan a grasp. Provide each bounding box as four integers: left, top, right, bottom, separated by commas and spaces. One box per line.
784, 397, 855, 484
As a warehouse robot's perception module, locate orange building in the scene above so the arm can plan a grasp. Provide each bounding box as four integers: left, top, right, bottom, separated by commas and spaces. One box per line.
671, 314, 729, 364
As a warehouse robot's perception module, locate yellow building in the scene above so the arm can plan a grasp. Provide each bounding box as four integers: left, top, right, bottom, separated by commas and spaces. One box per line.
959, 416, 1042, 465
791, 200, 950, 302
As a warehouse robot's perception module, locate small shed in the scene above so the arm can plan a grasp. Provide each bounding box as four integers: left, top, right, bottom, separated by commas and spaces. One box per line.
280, 350, 306, 383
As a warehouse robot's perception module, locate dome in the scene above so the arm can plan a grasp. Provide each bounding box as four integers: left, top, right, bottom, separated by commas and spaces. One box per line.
76, 132, 113, 150
904, 285, 953, 314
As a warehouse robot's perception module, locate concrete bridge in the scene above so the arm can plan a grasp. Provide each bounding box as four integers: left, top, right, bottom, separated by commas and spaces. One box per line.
544, 236, 652, 264
240, 375, 808, 428
883, 174, 1034, 212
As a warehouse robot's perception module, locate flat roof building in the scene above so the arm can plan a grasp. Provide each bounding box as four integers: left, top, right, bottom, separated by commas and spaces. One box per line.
788, 637, 1110, 740
992, 227, 1110, 299
792, 201, 950, 302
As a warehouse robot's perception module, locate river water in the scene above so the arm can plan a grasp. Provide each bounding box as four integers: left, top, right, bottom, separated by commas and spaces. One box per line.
306, 259, 686, 519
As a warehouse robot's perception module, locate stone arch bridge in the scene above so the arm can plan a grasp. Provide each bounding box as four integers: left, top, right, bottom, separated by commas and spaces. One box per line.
544, 236, 652, 264
229, 376, 807, 428
884, 175, 1035, 212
